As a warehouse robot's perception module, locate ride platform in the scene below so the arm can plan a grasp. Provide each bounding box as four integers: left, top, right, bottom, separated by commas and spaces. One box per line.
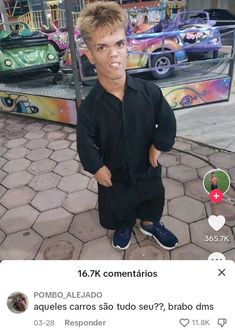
0, 54, 232, 125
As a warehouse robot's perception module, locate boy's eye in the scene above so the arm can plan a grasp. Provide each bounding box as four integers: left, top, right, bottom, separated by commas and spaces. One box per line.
117, 41, 125, 48
97, 45, 106, 52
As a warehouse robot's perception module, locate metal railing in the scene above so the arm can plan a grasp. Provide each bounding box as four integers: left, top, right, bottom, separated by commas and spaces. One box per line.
18, 9, 79, 30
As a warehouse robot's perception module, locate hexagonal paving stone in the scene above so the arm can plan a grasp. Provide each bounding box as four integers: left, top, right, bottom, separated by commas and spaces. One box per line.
162, 178, 184, 200
3, 158, 31, 173
173, 141, 192, 152
0, 205, 39, 234
5, 138, 27, 148
24, 122, 44, 131
63, 190, 97, 214
6, 122, 23, 129
80, 236, 124, 260
0, 136, 6, 146
197, 165, 214, 180
0, 132, 6, 139
54, 160, 79, 176
0, 157, 7, 168
50, 149, 76, 162
190, 220, 235, 253
158, 153, 180, 167
180, 154, 207, 168
87, 177, 98, 194
68, 133, 76, 141
69, 141, 77, 151
5, 117, 21, 123
5, 130, 26, 140
171, 243, 210, 260
163, 201, 167, 216
28, 159, 56, 174
74, 154, 80, 161
210, 202, 235, 227
0, 204, 6, 218
229, 167, 235, 183
24, 129, 45, 140
1, 171, 33, 189
162, 216, 190, 247
26, 138, 49, 150
0, 146, 7, 156
0, 229, 43, 260
221, 187, 235, 201
185, 180, 210, 203
43, 123, 63, 132
35, 233, 82, 259
15, 119, 30, 125
0, 229, 5, 244
29, 172, 61, 191
168, 196, 206, 223
31, 189, 66, 211
6, 125, 22, 134
0, 186, 36, 209
0, 169, 7, 182
0, 185, 6, 199
192, 145, 215, 156
80, 167, 93, 178
168, 165, 198, 183
3, 147, 29, 160
45, 131, 67, 141
125, 240, 170, 260
70, 210, 106, 242
47, 140, 71, 151
63, 126, 75, 133
58, 173, 89, 193
161, 166, 166, 178
209, 152, 235, 168
33, 208, 73, 237
224, 249, 235, 261
26, 148, 53, 161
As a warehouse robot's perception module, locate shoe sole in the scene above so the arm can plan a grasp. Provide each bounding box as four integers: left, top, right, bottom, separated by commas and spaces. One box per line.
139, 226, 178, 250
112, 240, 131, 250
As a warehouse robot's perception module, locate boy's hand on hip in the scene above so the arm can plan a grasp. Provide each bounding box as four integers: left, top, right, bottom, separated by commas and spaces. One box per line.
95, 166, 113, 187
149, 144, 161, 167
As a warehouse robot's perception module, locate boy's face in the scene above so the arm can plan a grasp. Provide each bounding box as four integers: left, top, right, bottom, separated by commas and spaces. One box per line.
86, 26, 128, 82
13, 295, 27, 311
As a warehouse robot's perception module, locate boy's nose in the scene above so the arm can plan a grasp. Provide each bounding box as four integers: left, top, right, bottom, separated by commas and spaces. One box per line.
109, 46, 119, 57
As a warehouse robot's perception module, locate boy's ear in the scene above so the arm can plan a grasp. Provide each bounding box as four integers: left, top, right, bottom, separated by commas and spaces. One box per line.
85, 49, 95, 65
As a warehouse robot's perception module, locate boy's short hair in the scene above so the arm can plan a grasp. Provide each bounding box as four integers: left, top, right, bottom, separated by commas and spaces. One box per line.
78, 1, 128, 45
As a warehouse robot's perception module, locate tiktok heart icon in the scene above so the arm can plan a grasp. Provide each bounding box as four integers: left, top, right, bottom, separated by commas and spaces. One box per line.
208, 215, 225, 231
179, 318, 190, 327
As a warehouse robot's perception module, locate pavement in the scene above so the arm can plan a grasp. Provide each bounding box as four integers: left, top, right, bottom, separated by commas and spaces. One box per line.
0, 96, 235, 260
175, 93, 235, 152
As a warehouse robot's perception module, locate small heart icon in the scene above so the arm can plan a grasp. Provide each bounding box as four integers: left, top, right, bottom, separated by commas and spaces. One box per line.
179, 318, 190, 327
208, 215, 225, 231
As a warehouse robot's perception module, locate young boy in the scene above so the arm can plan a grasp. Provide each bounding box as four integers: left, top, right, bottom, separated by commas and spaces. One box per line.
77, 2, 178, 250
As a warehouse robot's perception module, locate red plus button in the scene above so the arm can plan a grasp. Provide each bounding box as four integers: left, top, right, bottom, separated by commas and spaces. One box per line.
210, 189, 224, 203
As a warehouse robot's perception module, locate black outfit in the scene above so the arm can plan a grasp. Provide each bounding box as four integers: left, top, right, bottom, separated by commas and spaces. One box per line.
77, 75, 176, 230
211, 184, 218, 190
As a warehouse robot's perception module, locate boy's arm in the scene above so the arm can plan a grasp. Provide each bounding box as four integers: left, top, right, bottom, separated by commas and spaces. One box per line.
77, 106, 104, 175
151, 88, 176, 152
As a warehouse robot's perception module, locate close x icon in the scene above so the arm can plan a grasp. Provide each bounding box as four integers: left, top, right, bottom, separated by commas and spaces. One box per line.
218, 268, 226, 276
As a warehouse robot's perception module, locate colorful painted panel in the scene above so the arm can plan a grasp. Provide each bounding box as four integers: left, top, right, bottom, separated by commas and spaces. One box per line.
162, 77, 230, 109
0, 91, 77, 124
0, 77, 231, 124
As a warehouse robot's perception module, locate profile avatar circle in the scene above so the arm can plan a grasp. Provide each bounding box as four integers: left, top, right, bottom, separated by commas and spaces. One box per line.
7, 292, 28, 314
203, 169, 231, 198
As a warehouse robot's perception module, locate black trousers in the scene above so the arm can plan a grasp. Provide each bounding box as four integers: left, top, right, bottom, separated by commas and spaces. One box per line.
98, 173, 165, 230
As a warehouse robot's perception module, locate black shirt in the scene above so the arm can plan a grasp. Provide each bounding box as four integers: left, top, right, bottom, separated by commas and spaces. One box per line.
77, 75, 176, 183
